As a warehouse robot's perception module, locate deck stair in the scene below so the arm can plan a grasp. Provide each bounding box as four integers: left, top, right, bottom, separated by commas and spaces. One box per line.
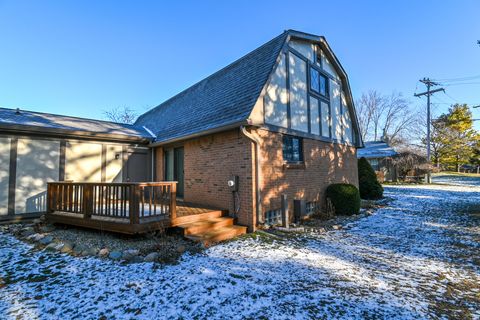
173, 210, 247, 246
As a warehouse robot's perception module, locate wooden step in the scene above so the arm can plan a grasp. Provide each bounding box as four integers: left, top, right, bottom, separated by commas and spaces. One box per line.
177, 217, 234, 235
172, 210, 225, 226
185, 225, 247, 246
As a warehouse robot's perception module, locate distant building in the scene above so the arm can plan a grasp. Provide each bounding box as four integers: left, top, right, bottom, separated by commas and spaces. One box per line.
358, 141, 398, 181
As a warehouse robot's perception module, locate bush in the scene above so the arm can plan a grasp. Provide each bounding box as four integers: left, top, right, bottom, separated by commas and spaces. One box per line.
325, 183, 360, 216
358, 157, 384, 199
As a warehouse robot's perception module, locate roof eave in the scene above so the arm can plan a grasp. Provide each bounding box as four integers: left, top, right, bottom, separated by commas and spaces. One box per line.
0, 123, 152, 144
149, 120, 250, 147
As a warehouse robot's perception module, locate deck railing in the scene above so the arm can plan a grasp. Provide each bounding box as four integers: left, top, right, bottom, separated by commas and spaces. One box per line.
47, 181, 177, 224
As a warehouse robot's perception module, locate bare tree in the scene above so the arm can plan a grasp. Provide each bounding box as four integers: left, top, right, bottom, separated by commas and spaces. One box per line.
380, 92, 415, 145
356, 90, 383, 141
103, 106, 138, 124
356, 90, 416, 146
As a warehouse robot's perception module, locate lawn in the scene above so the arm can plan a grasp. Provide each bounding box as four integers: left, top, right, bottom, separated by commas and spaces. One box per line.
1, 175, 479, 319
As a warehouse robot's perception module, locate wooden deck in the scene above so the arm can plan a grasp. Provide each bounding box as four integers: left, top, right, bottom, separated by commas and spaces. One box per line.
46, 181, 226, 234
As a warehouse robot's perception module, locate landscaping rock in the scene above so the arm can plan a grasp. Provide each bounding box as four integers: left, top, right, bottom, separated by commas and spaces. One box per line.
98, 248, 110, 257
39, 236, 54, 245
176, 245, 186, 254
39, 225, 55, 233
122, 249, 140, 260
45, 242, 59, 251
60, 241, 74, 253
73, 244, 87, 256
31, 233, 45, 242
82, 247, 98, 257
332, 225, 342, 230
39, 215, 46, 222
109, 251, 122, 260
32, 219, 42, 225
130, 256, 144, 263
21, 229, 35, 238
144, 252, 159, 262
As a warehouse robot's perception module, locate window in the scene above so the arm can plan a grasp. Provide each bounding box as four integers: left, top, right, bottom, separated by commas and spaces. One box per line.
265, 209, 282, 225
283, 135, 303, 163
369, 159, 380, 171
309, 96, 320, 135
309, 67, 328, 96
289, 53, 309, 133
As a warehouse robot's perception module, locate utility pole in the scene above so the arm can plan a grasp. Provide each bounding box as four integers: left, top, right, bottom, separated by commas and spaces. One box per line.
414, 78, 445, 183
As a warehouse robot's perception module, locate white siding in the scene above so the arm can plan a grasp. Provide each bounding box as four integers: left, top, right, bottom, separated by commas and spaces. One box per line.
309, 97, 320, 135
341, 91, 353, 143
289, 53, 309, 133
289, 39, 315, 62
106, 145, 123, 182
65, 142, 102, 182
15, 138, 60, 214
321, 50, 339, 80
0, 137, 10, 215
264, 53, 288, 128
330, 80, 342, 139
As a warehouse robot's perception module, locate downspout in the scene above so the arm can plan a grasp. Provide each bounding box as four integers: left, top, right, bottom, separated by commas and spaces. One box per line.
240, 126, 263, 226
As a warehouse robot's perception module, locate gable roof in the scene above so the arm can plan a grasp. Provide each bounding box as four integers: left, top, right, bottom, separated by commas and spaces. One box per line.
0, 107, 154, 142
357, 141, 398, 159
136, 29, 362, 146
135, 31, 289, 144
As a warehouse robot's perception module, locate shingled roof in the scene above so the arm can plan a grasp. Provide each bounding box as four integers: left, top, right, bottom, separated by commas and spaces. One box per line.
357, 141, 398, 159
135, 31, 289, 143
0, 107, 154, 142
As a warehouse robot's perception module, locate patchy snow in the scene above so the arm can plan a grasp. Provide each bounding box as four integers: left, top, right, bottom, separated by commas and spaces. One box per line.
1, 178, 480, 319
433, 173, 480, 187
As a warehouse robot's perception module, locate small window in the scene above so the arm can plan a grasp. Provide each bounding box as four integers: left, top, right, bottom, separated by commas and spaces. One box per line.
309, 67, 328, 96
283, 135, 303, 163
310, 68, 320, 92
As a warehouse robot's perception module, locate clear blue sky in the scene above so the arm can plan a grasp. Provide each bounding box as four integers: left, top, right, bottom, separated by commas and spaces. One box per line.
1, 0, 479, 128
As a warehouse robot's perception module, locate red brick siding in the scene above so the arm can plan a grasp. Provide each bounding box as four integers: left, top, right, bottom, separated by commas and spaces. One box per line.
154, 127, 358, 230
154, 129, 256, 230
254, 128, 358, 217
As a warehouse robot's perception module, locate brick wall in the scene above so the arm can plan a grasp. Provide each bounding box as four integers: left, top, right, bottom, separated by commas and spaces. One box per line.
154, 129, 256, 230
253, 128, 359, 218
154, 127, 358, 230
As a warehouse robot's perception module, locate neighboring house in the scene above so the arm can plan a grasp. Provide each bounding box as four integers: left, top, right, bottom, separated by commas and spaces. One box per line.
1, 30, 362, 232
0, 108, 153, 222
357, 141, 398, 182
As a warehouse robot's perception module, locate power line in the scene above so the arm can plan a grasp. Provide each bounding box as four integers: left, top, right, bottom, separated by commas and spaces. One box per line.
414, 78, 445, 184
441, 82, 480, 87
432, 74, 480, 83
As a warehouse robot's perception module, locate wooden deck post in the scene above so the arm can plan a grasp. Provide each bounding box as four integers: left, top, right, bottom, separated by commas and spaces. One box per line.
83, 184, 94, 219
130, 185, 140, 224
46, 183, 53, 213
170, 183, 177, 221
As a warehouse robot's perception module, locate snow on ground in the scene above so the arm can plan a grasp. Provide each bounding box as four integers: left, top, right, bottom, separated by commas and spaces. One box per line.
1, 178, 480, 319
433, 173, 480, 187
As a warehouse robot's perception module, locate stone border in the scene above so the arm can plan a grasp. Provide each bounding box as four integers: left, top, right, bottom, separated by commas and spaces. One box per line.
0, 216, 185, 264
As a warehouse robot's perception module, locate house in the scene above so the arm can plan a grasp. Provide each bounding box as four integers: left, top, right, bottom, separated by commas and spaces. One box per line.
0, 108, 154, 222
1, 30, 362, 237
357, 141, 398, 182
134, 29, 362, 230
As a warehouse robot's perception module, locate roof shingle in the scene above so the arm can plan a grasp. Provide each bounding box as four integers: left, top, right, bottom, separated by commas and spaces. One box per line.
0, 107, 153, 141
135, 31, 289, 143
357, 141, 398, 159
